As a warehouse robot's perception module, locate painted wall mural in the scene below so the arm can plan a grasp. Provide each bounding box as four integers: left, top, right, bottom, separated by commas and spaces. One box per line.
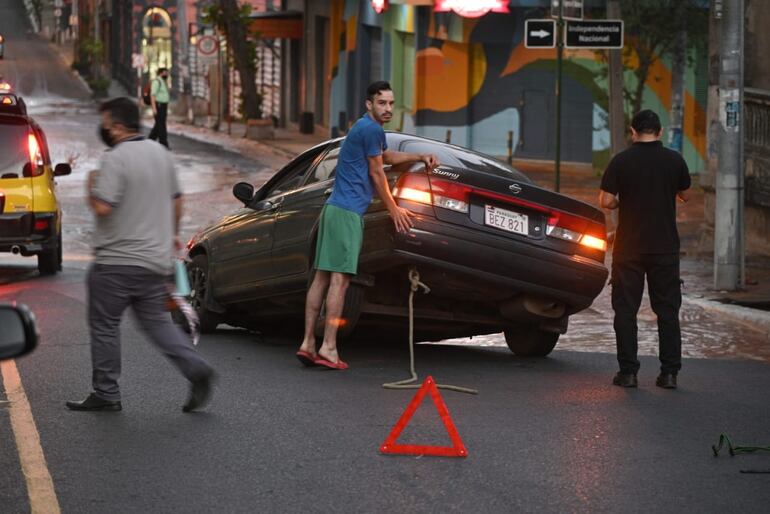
328, 0, 707, 172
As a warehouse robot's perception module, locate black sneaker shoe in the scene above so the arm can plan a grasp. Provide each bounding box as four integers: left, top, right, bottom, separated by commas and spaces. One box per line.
183, 373, 214, 413
66, 393, 122, 411
612, 372, 638, 388
656, 373, 677, 389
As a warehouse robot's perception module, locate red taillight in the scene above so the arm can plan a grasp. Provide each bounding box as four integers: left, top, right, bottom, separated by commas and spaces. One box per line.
27, 133, 44, 172
547, 212, 606, 251
34, 219, 50, 232
393, 173, 433, 205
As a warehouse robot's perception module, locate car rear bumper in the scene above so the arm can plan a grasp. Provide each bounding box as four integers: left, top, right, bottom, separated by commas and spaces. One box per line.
0, 212, 59, 255
389, 216, 608, 313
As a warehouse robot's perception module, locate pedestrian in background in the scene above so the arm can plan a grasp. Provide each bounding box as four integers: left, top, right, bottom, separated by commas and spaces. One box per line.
67, 97, 214, 412
295, 81, 438, 370
599, 109, 691, 390
148, 67, 170, 149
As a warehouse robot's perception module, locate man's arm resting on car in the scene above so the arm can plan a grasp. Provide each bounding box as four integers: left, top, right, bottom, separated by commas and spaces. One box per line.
599, 190, 619, 210
382, 150, 438, 169
368, 154, 414, 234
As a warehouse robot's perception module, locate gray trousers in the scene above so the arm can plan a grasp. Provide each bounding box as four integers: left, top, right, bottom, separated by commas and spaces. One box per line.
88, 264, 213, 401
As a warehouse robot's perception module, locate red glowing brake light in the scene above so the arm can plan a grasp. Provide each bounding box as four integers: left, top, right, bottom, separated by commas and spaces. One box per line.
34, 219, 50, 231
547, 212, 607, 251
393, 173, 433, 205
27, 133, 44, 174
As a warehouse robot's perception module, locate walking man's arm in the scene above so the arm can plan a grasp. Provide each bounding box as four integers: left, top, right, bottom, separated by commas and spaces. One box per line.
599, 190, 619, 210
368, 154, 413, 233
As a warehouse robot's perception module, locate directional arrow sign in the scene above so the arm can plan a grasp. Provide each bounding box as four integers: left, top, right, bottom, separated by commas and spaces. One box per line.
525, 19, 556, 49
564, 20, 624, 49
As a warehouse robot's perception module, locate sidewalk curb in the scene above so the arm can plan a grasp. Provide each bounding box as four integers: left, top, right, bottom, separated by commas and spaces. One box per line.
684, 294, 770, 335
165, 119, 295, 162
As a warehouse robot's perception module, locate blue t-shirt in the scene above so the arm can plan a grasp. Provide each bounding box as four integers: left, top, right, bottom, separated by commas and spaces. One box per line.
327, 114, 387, 215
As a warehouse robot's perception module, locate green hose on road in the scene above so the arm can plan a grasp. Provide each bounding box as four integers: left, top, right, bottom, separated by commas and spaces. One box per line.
712, 433, 770, 474
382, 267, 478, 395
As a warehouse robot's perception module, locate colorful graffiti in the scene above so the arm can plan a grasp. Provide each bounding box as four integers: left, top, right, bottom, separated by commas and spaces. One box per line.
328, 1, 706, 171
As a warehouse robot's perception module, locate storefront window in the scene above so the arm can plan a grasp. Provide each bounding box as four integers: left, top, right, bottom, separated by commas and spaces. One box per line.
142, 7, 173, 80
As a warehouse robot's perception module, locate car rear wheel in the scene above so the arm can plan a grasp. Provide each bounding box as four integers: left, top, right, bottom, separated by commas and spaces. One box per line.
503, 325, 560, 357
37, 234, 61, 275
185, 254, 221, 333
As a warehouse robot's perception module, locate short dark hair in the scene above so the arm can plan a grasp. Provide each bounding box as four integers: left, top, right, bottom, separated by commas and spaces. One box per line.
157, 67, 168, 75
366, 81, 392, 102
631, 109, 662, 135
99, 97, 140, 131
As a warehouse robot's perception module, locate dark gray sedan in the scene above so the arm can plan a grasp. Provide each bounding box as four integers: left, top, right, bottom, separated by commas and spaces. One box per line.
182, 132, 608, 356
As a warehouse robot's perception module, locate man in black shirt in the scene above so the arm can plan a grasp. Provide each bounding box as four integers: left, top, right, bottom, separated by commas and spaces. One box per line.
600, 110, 691, 389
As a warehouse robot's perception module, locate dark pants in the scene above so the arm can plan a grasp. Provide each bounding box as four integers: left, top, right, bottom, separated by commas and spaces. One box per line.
88, 264, 212, 401
611, 254, 683, 375
148, 102, 169, 148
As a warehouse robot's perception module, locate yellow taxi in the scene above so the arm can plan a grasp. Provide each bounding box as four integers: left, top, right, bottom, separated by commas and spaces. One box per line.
0, 92, 71, 274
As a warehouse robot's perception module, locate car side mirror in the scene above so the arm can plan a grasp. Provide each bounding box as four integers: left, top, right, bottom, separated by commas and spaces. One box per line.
0, 304, 39, 360
233, 182, 254, 206
54, 163, 72, 176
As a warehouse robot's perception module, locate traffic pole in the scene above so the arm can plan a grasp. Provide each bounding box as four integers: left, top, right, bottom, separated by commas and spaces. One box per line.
714, 0, 745, 291
554, 0, 563, 193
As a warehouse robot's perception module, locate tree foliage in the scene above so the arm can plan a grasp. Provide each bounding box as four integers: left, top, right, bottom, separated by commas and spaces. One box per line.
595, 0, 709, 122
203, 1, 263, 120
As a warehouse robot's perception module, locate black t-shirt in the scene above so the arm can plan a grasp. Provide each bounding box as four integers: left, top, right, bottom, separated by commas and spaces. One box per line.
600, 141, 691, 256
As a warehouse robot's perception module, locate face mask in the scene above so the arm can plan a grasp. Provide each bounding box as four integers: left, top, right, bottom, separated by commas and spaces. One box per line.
99, 126, 115, 147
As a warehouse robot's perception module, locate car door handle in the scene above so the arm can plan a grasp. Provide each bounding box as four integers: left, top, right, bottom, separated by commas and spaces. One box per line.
324, 187, 333, 196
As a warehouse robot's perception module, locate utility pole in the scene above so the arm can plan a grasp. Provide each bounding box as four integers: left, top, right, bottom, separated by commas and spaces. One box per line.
714, 0, 745, 290
669, 5, 687, 153
554, 0, 563, 192
607, 0, 625, 156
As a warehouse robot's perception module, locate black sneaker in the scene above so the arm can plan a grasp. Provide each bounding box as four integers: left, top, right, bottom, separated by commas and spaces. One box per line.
612, 372, 638, 388
66, 393, 122, 411
182, 373, 214, 413
656, 373, 677, 389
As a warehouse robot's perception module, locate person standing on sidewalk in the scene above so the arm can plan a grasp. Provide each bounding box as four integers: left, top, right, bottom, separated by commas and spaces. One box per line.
148, 67, 170, 149
67, 97, 214, 412
295, 81, 438, 370
599, 110, 691, 390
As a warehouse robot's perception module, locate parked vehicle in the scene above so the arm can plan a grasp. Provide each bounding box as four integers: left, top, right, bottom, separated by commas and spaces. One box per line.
0, 92, 71, 274
182, 133, 609, 356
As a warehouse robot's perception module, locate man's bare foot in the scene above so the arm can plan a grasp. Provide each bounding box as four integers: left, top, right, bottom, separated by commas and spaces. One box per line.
317, 345, 340, 364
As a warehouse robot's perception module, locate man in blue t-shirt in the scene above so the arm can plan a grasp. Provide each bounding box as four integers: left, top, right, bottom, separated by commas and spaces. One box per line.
295, 81, 438, 370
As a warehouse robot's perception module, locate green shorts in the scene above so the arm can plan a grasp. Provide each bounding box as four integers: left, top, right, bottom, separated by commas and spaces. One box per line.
314, 204, 364, 275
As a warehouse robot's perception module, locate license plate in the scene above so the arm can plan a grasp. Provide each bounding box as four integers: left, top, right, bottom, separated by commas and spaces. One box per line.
484, 205, 528, 235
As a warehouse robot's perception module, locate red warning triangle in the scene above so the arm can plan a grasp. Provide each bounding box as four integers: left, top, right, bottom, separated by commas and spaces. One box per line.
380, 376, 468, 458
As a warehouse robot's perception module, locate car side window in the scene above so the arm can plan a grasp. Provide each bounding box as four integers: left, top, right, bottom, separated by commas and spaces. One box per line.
264, 148, 325, 198
305, 145, 340, 185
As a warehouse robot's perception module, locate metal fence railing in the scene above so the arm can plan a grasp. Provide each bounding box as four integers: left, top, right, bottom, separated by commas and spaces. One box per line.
744, 88, 770, 208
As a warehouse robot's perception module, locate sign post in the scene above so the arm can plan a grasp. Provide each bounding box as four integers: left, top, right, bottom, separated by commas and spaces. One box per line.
131, 53, 146, 102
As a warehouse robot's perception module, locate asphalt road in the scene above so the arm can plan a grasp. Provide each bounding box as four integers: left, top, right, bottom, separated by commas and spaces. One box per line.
2, 271, 770, 513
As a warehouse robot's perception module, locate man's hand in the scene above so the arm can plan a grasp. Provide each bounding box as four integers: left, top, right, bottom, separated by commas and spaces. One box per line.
421, 153, 439, 170
389, 206, 414, 234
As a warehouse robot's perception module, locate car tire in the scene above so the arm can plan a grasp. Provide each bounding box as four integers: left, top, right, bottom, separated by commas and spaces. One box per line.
186, 254, 221, 333
503, 325, 560, 357
308, 269, 365, 340
37, 234, 61, 275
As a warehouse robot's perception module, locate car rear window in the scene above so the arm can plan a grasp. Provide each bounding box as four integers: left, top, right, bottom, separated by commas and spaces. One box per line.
402, 140, 532, 183
0, 122, 30, 179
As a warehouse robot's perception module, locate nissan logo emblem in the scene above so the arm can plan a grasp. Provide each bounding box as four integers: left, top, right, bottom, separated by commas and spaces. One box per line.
509, 183, 522, 194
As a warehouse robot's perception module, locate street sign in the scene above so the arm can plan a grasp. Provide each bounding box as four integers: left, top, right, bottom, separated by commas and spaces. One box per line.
564, 20, 623, 49
551, 0, 584, 21
196, 35, 219, 56
131, 53, 145, 69
524, 19, 556, 49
